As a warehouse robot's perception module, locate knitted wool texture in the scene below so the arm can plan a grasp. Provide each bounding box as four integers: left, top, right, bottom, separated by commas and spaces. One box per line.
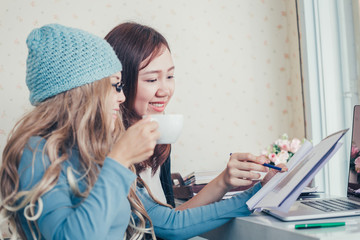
26, 24, 122, 105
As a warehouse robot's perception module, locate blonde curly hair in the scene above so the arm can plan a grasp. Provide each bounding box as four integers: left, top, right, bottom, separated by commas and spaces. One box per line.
0, 77, 155, 239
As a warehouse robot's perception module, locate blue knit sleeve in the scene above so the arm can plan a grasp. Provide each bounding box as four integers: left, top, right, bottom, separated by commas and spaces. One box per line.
18, 137, 136, 240
137, 182, 262, 240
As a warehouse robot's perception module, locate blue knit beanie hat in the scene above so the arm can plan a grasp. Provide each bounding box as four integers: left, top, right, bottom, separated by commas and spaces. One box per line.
26, 24, 122, 105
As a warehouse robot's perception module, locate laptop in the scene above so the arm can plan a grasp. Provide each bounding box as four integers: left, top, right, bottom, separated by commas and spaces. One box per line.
264, 105, 360, 221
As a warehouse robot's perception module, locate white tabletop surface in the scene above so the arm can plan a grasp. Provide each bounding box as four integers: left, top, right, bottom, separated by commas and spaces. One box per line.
200, 212, 360, 240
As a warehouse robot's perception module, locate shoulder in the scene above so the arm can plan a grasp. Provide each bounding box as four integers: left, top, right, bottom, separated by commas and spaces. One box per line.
18, 136, 51, 190
25, 136, 47, 151
20, 136, 49, 167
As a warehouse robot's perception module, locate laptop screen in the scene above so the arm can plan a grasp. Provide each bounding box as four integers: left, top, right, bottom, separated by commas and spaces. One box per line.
348, 105, 360, 198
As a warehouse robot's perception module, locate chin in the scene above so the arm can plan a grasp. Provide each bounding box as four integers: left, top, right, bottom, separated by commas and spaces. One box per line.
144, 110, 160, 115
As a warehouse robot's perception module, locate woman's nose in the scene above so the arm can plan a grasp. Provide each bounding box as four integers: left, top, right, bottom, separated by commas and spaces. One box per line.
117, 90, 126, 104
157, 80, 172, 96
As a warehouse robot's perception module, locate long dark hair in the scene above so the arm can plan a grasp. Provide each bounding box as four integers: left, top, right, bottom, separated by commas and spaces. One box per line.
105, 22, 171, 175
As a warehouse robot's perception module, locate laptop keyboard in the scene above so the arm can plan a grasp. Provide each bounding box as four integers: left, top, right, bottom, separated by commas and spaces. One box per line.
301, 199, 360, 212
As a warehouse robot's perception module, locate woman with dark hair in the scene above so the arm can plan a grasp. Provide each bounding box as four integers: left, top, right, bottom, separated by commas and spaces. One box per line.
105, 22, 284, 239
106, 22, 175, 207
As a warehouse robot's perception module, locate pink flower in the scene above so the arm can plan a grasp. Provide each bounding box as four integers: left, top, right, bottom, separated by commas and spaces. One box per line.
290, 138, 302, 153
275, 139, 290, 151
262, 134, 304, 164
351, 145, 359, 159
268, 153, 278, 163
275, 150, 289, 165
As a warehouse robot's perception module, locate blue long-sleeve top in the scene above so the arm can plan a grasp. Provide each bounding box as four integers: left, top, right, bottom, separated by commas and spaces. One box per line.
17, 136, 136, 240
17, 136, 262, 240
137, 180, 262, 240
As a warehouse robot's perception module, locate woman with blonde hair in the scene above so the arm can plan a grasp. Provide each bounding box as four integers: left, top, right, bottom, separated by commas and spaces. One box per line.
0, 24, 159, 239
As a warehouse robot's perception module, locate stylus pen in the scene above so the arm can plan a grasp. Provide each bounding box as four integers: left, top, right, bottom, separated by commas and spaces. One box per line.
295, 222, 345, 229
263, 163, 283, 171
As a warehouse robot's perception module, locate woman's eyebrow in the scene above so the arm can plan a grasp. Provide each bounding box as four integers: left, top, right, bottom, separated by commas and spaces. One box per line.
140, 66, 175, 75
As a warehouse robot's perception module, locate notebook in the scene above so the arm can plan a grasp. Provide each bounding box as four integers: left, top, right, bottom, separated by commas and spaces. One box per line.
264, 105, 360, 221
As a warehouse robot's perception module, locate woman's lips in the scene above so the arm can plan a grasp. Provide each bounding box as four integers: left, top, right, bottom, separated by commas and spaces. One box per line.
149, 102, 166, 112
112, 109, 119, 119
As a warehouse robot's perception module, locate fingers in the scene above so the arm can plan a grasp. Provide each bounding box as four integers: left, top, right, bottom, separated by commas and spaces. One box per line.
224, 152, 290, 188
227, 178, 254, 187
276, 163, 288, 172
230, 152, 269, 164
136, 116, 159, 132
227, 168, 262, 181
131, 117, 160, 140
110, 118, 161, 166
223, 153, 271, 189
222, 168, 259, 189
229, 153, 269, 173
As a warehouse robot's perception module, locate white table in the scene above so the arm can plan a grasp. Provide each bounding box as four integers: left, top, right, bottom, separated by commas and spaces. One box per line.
200, 212, 360, 240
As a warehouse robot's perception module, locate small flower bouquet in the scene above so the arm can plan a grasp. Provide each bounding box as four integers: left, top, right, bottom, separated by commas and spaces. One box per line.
350, 144, 360, 173
261, 133, 303, 165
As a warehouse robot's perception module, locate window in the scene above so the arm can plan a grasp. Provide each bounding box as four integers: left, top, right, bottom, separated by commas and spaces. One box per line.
298, 0, 359, 196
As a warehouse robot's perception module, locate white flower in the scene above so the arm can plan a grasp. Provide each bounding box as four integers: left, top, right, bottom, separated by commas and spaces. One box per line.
275, 139, 290, 151
290, 138, 301, 153
261, 149, 269, 155
275, 150, 289, 165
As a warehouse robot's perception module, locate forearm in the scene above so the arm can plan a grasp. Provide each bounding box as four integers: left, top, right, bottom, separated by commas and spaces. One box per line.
176, 171, 230, 210
176, 152, 270, 210
139, 183, 262, 240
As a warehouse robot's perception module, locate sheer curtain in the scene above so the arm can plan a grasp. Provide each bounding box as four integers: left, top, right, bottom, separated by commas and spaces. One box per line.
298, 0, 359, 196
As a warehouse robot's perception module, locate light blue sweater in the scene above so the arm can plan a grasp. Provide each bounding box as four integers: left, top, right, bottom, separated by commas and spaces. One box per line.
17, 137, 136, 239
137, 182, 261, 240
17, 137, 261, 240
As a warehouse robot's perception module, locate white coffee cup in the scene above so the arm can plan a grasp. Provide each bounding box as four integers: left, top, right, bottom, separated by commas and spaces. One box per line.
143, 114, 184, 144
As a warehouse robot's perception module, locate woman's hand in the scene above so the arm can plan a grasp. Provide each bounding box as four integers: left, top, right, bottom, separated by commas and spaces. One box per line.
219, 153, 270, 191
108, 117, 160, 167
176, 152, 281, 210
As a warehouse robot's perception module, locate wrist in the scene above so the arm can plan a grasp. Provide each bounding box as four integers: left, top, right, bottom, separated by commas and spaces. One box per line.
216, 171, 233, 192
108, 150, 131, 168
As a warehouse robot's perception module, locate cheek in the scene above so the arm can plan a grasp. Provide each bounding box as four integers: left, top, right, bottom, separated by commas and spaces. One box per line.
134, 84, 156, 114
134, 95, 147, 115
165, 80, 175, 103
108, 91, 117, 106
169, 81, 175, 96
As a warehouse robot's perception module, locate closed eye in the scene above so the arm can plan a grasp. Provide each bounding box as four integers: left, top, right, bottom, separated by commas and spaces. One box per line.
146, 79, 157, 83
